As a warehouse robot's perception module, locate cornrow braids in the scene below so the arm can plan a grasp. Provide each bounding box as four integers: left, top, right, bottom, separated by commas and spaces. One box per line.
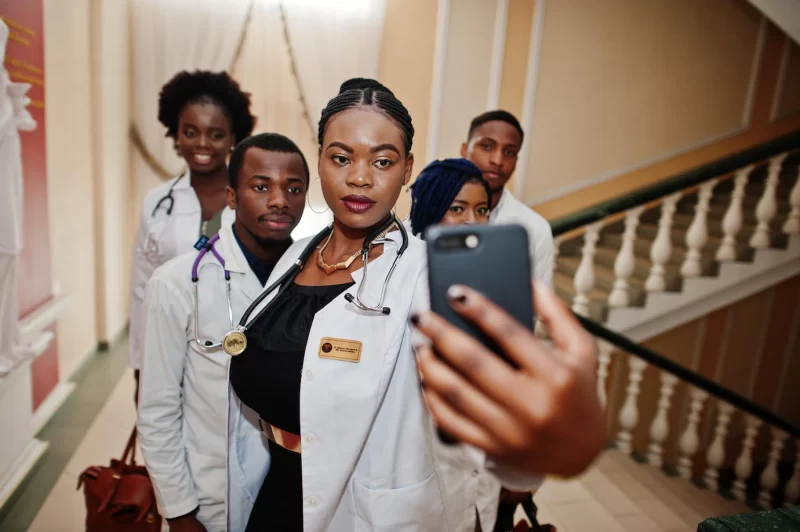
409, 158, 490, 238
318, 77, 414, 154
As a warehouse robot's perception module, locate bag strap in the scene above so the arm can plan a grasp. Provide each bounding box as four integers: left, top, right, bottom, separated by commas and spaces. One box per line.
118, 425, 138, 471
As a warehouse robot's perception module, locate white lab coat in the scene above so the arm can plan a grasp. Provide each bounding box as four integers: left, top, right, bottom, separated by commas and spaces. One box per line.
233, 229, 541, 531
490, 189, 554, 288
137, 224, 269, 532
129, 171, 235, 369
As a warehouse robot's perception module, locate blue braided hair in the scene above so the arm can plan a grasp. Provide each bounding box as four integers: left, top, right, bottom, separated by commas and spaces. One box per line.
409, 158, 492, 238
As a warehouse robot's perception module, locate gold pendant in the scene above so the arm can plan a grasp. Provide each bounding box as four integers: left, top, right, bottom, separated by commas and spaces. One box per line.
223, 330, 247, 356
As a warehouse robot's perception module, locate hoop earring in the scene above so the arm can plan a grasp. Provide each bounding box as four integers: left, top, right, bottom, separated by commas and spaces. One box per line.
393, 185, 412, 222
307, 177, 330, 215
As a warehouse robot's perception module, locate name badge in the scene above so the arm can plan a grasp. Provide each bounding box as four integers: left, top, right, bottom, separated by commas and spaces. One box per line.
318, 337, 362, 363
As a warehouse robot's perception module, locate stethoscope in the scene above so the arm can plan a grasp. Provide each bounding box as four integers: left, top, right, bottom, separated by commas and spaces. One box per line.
151, 174, 184, 217
221, 214, 409, 356
190, 233, 234, 350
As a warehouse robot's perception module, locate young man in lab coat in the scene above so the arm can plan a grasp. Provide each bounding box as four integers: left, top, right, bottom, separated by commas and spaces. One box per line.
461, 111, 555, 531
461, 111, 554, 288
136, 133, 310, 532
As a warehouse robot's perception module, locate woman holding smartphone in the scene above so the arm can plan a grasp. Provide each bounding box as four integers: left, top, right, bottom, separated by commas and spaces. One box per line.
228, 78, 605, 531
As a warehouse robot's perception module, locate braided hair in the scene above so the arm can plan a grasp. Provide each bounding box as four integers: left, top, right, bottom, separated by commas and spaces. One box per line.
409, 158, 492, 237
318, 78, 413, 154
158, 70, 256, 144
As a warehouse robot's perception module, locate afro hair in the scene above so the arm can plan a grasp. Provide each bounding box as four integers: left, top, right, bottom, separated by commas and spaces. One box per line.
158, 70, 256, 143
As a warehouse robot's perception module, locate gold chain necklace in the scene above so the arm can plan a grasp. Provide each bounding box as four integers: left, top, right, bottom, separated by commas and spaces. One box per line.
316, 222, 397, 276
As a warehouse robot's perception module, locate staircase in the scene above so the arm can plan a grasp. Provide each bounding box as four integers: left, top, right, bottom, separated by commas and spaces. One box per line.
553, 151, 800, 339
534, 133, 800, 528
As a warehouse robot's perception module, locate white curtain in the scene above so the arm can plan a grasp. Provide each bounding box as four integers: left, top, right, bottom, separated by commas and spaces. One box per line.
233, 0, 387, 240
131, 0, 253, 208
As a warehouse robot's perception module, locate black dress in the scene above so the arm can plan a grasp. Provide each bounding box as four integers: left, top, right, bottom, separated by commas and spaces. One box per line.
229, 281, 354, 532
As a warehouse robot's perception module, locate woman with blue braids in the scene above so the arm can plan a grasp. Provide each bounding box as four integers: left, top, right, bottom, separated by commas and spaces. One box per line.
409, 158, 492, 238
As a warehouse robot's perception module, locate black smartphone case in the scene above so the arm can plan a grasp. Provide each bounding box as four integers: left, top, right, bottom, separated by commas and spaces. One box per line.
426, 223, 535, 365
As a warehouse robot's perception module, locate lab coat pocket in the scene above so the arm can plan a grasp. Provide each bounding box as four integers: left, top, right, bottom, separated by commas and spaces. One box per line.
142, 223, 166, 263
352, 471, 447, 532
185, 450, 226, 506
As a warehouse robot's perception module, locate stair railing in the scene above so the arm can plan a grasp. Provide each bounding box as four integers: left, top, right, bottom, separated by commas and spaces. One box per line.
544, 130, 800, 509
548, 130, 800, 318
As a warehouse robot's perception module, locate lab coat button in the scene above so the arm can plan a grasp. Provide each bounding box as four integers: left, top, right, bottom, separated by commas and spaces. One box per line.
308, 496, 318, 507
472, 470, 479, 477
306, 433, 315, 444
305, 370, 313, 379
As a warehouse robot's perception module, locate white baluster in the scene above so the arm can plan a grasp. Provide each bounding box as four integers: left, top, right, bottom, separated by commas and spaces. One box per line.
681, 180, 717, 277
704, 402, 735, 491
617, 357, 648, 454
645, 193, 682, 292
785, 446, 800, 506
572, 222, 603, 317
717, 167, 751, 262
750, 154, 787, 249
759, 427, 789, 507
535, 238, 562, 338
647, 372, 679, 467
783, 166, 800, 234
677, 388, 709, 479
596, 341, 614, 408
732, 415, 763, 501
609, 207, 644, 308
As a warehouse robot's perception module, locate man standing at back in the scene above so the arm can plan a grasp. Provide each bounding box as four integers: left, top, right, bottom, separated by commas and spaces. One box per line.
461, 110, 554, 287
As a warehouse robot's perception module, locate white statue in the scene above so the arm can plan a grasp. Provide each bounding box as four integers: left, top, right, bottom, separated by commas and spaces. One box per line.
0, 20, 37, 380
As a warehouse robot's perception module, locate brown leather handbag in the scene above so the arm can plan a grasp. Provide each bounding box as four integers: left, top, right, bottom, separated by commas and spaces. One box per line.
77, 425, 161, 531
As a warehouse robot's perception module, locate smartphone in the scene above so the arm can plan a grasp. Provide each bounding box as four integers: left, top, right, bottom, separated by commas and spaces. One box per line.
426, 224, 535, 443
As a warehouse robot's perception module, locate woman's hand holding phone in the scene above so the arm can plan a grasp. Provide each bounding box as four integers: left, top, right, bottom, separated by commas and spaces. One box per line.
411, 280, 606, 478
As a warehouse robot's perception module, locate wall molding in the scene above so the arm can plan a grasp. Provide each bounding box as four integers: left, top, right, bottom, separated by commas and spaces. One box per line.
770, 36, 792, 122
522, 11, 766, 206
30, 381, 75, 435
18, 293, 70, 341
515, 0, 546, 199
0, 439, 48, 510
774, 288, 800, 411
529, 127, 748, 207
743, 18, 768, 127
486, 0, 509, 111
425, 0, 451, 163
747, 288, 775, 397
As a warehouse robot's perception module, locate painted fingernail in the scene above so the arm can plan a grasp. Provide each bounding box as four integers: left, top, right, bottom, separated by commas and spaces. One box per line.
410, 313, 421, 326
447, 285, 467, 303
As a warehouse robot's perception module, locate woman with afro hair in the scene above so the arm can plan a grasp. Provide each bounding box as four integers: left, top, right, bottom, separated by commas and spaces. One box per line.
129, 70, 256, 380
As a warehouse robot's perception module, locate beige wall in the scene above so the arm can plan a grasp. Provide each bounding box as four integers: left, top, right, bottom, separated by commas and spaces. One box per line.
43, 0, 130, 380
377, 0, 438, 216
43, 0, 98, 378
91, 0, 131, 344
435, 0, 498, 160
384, 0, 800, 220
523, 0, 762, 205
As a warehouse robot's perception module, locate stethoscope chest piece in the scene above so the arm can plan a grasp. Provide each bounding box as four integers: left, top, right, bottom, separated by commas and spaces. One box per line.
223, 329, 247, 356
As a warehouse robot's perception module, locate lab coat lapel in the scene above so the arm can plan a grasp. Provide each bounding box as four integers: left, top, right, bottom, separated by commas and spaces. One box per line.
217, 225, 263, 302
300, 233, 407, 528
